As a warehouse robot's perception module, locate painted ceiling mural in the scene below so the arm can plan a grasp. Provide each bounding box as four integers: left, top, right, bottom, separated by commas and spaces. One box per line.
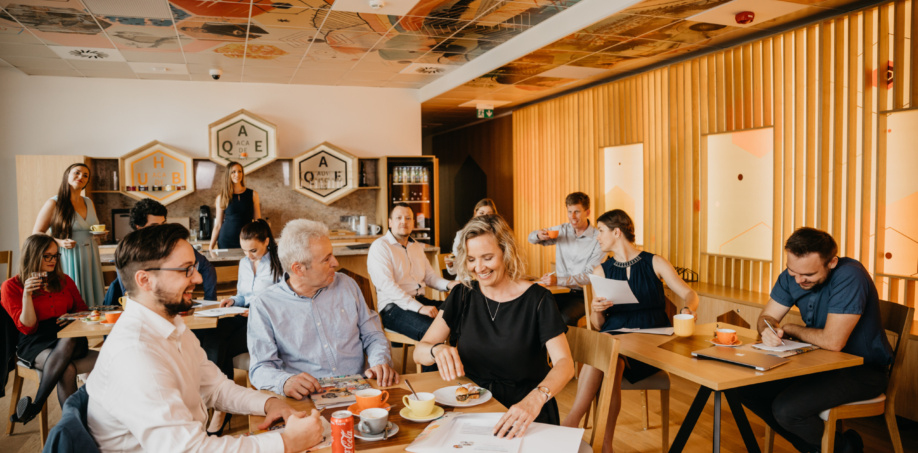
0, 0, 867, 131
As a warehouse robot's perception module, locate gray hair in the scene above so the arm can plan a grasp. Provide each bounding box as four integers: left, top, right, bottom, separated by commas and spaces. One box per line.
278, 219, 329, 270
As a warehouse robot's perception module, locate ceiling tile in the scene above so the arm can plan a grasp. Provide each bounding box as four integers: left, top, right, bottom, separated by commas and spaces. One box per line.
0, 42, 57, 58
622, 0, 735, 19
82, 0, 173, 18
137, 72, 190, 80
65, 59, 130, 71
0, 55, 72, 69
118, 49, 187, 64
582, 13, 673, 38
17, 66, 83, 76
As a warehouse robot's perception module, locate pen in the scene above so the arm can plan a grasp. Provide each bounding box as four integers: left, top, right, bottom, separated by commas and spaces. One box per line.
763, 319, 786, 346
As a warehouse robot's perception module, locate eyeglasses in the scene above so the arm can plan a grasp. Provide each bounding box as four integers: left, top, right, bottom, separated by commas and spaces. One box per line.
143, 262, 199, 278
42, 254, 61, 262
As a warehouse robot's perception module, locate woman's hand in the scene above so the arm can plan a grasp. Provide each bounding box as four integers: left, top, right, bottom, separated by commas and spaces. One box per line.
220, 298, 234, 308
23, 276, 42, 295
493, 391, 543, 439
591, 296, 614, 313
57, 238, 76, 249
680, 307, 695, 317
432, 344, 464, 381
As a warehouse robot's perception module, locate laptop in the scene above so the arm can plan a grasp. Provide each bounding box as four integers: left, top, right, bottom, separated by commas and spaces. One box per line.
692, 346, 789, 371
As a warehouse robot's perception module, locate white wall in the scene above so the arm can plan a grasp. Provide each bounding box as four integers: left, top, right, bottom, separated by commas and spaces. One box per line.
0, 68, 421, 268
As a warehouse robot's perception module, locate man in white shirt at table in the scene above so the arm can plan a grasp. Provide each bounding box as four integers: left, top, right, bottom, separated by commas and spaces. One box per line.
86, 223, 323, 452
368, 203, 459, 341
248, 219, 399, 400
528, 191, 604, 326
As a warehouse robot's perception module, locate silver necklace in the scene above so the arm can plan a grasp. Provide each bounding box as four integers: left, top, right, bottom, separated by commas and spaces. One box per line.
484, 298, 500, 322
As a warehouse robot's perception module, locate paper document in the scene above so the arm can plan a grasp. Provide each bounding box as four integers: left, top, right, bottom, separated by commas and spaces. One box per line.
193, 307, 248, 317
606, 327, 674, 336
192, 299, 221, 308
407, 413, 583, 453
588, 274, 639, 304
752, 339, 813, 352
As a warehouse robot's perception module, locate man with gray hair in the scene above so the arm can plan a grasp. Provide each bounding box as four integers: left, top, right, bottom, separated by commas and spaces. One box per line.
247, 219, 398, 399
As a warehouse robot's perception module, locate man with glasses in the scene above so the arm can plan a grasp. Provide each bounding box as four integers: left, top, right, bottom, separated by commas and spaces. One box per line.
86, 224, 324, 452
248, 219, 398, 399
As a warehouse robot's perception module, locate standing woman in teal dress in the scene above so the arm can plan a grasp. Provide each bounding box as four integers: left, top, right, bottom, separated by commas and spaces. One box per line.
32, 163, 104, 303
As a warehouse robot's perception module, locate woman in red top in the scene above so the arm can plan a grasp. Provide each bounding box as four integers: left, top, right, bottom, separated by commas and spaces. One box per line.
1, 234, 97, 424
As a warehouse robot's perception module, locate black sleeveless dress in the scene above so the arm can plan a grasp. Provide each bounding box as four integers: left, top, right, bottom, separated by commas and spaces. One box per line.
218, 188, 254, 249
599, 251, 670, 383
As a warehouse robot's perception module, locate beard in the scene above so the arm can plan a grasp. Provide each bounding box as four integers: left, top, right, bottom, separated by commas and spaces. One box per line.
153, 285, 195, 317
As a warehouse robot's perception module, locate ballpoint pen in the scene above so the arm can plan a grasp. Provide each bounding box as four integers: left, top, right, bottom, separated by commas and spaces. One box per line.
763, 319, 786, 346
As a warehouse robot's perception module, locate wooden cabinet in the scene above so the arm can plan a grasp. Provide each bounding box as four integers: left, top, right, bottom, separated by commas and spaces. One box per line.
15, 155, 90, 246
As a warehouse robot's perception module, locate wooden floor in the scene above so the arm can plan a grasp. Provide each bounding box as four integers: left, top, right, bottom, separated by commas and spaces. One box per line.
3, 345, 917, 452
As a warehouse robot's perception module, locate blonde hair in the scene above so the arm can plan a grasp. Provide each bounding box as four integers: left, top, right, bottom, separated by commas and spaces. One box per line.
472, 198, 498, 216
219, 162, 245, 210
454, 214, 525, 286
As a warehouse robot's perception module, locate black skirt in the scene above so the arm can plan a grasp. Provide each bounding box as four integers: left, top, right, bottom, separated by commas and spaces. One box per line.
17, 319, 62, 365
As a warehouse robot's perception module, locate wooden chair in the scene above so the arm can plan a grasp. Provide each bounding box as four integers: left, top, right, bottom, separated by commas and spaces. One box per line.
338, 268, 421, 374
7, 360, 50, 447
566, 326, 621, 453
437, 253, 453, 281
581, 285, 671, 452
1, 250, 12, 279
763, 300, 914, 453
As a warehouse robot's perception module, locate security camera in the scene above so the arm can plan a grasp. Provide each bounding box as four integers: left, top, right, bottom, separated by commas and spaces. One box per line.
369, 0, 385, 9
209, 68, 223, 80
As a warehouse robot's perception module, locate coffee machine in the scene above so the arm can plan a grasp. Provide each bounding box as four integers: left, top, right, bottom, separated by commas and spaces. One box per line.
198, 205, 213, 240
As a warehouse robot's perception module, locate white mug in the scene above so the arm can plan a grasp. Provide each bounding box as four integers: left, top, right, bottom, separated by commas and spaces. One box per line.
369, 224, 382, 235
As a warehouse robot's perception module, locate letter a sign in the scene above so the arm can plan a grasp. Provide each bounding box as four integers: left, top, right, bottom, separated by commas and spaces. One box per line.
209, 109, 277, 174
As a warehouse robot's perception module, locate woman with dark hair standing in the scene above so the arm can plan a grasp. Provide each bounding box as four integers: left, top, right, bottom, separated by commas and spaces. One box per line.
561, 209, 699, 452
209, 162, 261, 250
2, 234, 97, 423
32, 163, 104, 302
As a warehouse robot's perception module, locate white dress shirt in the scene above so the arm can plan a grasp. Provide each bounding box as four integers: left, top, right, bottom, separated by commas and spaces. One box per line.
231, 254, 281, 307
86, 299, 284, 452
528, 221, 604, 289
367, 231, 450, 313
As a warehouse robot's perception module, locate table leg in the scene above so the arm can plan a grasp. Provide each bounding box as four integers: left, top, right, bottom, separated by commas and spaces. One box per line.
713, 391, 721, 453
669, 386, 712, 453
725, 390, 761, 453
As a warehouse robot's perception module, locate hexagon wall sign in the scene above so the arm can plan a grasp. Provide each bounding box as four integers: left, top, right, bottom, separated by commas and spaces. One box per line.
209, 109, 277, 174
120, 141, 195, 205
292, 142, 358, 205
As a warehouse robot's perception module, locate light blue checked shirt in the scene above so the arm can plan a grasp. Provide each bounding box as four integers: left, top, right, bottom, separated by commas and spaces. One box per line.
247, 273, 392, 395
230, 254, 281, 307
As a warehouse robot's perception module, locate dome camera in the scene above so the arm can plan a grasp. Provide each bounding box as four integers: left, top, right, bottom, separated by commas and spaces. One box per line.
209, 68, 223, 80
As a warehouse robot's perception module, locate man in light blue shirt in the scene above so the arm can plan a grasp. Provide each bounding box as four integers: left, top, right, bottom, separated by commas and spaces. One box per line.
247, 219, 398, 399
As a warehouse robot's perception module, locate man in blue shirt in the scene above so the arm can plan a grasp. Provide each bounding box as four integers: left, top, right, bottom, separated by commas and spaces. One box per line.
248, 219, 397, 399
739, 227, 892, 453
103, 199, 216, 305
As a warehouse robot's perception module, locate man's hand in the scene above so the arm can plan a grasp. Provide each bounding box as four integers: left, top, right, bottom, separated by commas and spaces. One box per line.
283, 373, 321, 400
219, 298, 234, 308
761, 323, 786, 347
536, 229, 551, 241
280, 409, 324, 453
418, 305, 438, 318
365, 364, 399, 387
432, 344, 465, 381
447, 281, 460, 290
539, 273, 557, 286
258, 397, 296, 430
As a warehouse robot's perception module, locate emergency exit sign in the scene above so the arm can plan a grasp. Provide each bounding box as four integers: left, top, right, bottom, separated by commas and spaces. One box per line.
477, 109, 494, 118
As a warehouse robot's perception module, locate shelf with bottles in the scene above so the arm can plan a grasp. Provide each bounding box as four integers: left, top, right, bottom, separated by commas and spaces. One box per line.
393, 200, 430, 203
390, 165, 430, 185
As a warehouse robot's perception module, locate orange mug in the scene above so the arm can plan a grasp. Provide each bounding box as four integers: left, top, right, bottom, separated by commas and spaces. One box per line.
715, 328, 737, 345
546, 230, 560, 239
354, 388, 389, 411
104, 312, 122, 324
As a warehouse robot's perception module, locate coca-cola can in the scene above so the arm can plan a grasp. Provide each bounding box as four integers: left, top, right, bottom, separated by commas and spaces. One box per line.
331, 410, 355, 453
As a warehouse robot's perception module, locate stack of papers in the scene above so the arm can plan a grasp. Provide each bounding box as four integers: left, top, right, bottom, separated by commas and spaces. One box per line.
751, 340, 819, 357
193, 307, 248, 317
605, 327, 674, 335
407, 413, 583, 453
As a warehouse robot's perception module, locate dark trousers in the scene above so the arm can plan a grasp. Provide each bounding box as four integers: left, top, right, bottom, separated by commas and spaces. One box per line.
552, 290, 586, 326
737, 364, 887, 452
194, 315, 249, 380
379, 295, 442, 341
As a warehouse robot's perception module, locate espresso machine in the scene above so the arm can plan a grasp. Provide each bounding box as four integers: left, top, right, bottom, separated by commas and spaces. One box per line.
198, 205, 213, 240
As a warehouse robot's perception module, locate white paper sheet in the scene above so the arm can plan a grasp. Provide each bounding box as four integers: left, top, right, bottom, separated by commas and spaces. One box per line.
192, 299, 221, 308
587, 274, 639, 304
606, 327, 674, 335
751, 339, 812, 352
193, 307, 248, 317
407, 413, 583, 453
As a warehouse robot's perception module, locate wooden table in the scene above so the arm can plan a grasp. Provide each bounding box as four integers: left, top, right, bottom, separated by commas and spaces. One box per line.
616, 323, 863, 453
249, 372, 507, 452
57, 308, 220, 338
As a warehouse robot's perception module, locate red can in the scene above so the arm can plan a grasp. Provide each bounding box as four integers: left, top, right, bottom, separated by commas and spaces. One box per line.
331, 410, 355, 453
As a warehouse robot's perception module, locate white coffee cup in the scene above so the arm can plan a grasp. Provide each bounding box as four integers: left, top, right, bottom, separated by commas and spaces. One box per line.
369, 224, 382, 235
358, 407, 389, 435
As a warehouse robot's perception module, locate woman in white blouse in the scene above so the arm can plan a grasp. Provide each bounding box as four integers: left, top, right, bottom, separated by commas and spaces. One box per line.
209, 219, 283, 435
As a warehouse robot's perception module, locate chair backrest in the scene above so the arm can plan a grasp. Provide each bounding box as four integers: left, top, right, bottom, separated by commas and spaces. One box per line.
877, 300, 914, 400
437, 253, 450, 279
0, 250, 12, 280
338, 268, 378, 312
43, 386, 99, 453
566, 326, 620, 453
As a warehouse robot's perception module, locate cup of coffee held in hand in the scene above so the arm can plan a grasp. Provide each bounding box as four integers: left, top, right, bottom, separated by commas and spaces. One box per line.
402, 392, 435, 417
673, 314, 695, 337
546, 230, 560, 239
355, 388, 389, 411
715, 328, 737, 345
358, 407, 389, 435
90, 224, 106, 232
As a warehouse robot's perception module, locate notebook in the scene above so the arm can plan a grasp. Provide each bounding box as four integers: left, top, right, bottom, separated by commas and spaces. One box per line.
691, 346, 789, 371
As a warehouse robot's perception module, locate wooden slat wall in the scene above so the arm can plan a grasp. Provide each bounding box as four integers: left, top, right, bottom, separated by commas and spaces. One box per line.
512, 0, 916, 307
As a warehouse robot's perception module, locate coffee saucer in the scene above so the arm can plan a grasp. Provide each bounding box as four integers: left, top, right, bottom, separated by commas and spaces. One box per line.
709, 338, 742, 347
82, 318, 100, 324
399, 406, 444, 422
348, 403, 391, 414
91, 231, 107, 235
355, 422, 398, 441
100, 319, 116, 325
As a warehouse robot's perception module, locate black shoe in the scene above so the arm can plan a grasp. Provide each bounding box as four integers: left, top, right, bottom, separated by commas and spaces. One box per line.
10, 396, 39, 425
207, 413, 232, 436
837, 429, 864, 453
